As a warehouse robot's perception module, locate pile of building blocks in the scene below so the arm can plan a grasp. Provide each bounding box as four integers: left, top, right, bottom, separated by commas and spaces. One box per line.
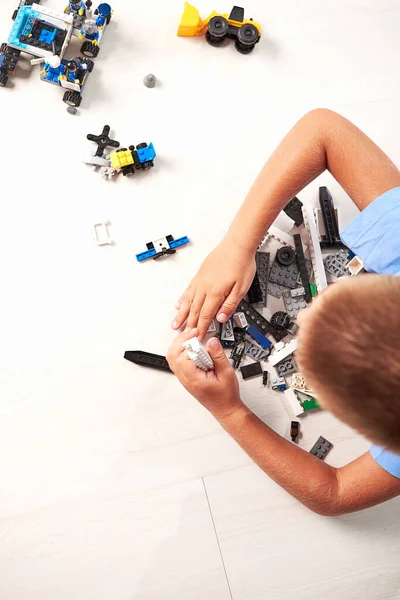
173, 188, 361, 454
0, 0, 113, 111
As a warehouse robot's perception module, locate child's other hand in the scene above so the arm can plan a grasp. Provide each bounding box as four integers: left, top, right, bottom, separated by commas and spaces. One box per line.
166, 328, 244, 421
171, 241, 256, 340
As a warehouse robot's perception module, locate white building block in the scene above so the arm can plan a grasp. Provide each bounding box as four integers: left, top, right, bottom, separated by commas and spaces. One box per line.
268, 339, 298, 367
273, 211, 296, 234
302, 205, 328, 292
259, 225, 295, 250
93, 221, 113, 246
284, 388, 304, 416
182, 337, 214, 371
347, 255, 364, 275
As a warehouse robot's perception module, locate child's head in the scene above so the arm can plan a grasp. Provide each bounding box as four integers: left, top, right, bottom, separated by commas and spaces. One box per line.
296, 274, 400, 452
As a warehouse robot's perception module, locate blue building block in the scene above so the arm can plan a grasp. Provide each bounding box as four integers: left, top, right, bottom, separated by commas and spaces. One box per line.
137, 143, 156, 164
246, 324, 272, 350
169, 236, 189, 250
39, 28, 57, 44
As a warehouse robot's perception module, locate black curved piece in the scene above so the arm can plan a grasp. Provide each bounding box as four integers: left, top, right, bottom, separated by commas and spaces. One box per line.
124, 351, 172, 373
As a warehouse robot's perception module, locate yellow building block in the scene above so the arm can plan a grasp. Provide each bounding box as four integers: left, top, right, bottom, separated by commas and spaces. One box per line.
110, 150, 134, 170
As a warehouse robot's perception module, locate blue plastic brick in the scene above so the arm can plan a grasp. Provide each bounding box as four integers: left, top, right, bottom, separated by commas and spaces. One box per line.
169, 236, 189, 250
137, 143, 156, 164
246, 324, 272, 350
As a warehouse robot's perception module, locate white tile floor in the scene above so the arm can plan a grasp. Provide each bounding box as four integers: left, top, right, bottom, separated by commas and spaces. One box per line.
1, 0, 400, 598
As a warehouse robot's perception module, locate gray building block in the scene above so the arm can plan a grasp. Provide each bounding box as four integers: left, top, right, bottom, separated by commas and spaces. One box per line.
283, 291, 307, 318
267, 280, 287, 298
276, 356, 297, 376
324, 251, 350, 277
269, 258, 300, 289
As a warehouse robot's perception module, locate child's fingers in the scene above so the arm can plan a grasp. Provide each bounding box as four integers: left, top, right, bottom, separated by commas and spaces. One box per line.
186, 290, 206, 329
216, 284, 242, 323
197, 293, 225, 340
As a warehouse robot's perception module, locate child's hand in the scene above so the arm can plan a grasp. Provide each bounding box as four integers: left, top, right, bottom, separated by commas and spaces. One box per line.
172, 241, 256, 339
166, 328, 244, 421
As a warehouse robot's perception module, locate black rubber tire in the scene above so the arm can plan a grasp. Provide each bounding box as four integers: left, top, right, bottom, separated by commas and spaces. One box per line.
276, 246, 295, 266
0, 71, 8, 87
106, 14, 112, 24
83, 58, 94, 72
80, 41, 100, 58
63, 90, 82, 107
0, 43, 8, 54
234, 39, 255, 54
12, 9, 18, 20
141, 161, 154, 170
136, 143, 147, 149
237, 23, 259, 46
208, 16, 229, 38
206, 31, 226, 47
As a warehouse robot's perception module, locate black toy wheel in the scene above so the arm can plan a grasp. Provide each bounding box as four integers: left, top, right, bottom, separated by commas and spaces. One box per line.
80, 41, 100, 58
208, 16, 229, 38
271, 311, 291, 331
12, 9, 18, 20
0, 43, 7, 54
141, 161, 154, 170
63, 90, 82, 107
276, 246, 295, 266
82, 57, 94, 72
136, 143, 147, 149
237, 23, 259, 46
106, 14, 112, 24
206, 31, 226, 47
0, 71, 8, 87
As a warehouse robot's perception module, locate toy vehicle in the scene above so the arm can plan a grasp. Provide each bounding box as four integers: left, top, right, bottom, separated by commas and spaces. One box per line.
85, 125, 157, 179
177, 2, 261, 54
1, 1, 112, 109
40, 55, 94, 107
136, 235, 190, 262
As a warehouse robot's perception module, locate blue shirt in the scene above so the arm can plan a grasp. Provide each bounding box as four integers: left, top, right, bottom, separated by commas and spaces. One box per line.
340, 185, 400, 478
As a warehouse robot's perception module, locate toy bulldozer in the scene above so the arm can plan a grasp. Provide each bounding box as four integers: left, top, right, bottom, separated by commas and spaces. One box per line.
177, 2, 261, 54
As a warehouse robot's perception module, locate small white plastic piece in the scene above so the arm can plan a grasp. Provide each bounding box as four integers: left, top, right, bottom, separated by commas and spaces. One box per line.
182, 337, 214, 371
347, 255, 364, 275
273, 211, 296, 234
291, 373, 313, 396
302, 205, 328, 292
268, 339, 298, 367
291, 287, 305, 297
93, 221, 113, 246
259, 225, 295, 250
284, 388, 304, 416
234, 312, 248, 328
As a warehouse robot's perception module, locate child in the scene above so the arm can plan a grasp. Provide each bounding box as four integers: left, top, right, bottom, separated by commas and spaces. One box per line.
167, 109, 400, 516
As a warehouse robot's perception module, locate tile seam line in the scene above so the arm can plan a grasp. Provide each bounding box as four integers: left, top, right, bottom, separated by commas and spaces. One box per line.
202, 477, 234, 600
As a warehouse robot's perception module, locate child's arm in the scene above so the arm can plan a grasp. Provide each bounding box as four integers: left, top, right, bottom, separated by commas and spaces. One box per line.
167, 329, 400, 516
173, 109, 400, 339
220, 405, 400, 516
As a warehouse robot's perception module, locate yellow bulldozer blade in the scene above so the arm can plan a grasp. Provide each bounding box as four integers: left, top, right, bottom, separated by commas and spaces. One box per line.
177, 2, 204, 37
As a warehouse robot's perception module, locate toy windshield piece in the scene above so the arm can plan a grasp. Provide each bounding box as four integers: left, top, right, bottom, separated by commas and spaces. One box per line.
177, 3, 261, 54
136, 235, 190, 262
124, 351, 172, 372
85, 124, 156, 179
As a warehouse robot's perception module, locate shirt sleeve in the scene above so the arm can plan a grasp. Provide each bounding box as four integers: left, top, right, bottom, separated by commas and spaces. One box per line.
340, 186, 400, 276
370, 445, 400, 478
